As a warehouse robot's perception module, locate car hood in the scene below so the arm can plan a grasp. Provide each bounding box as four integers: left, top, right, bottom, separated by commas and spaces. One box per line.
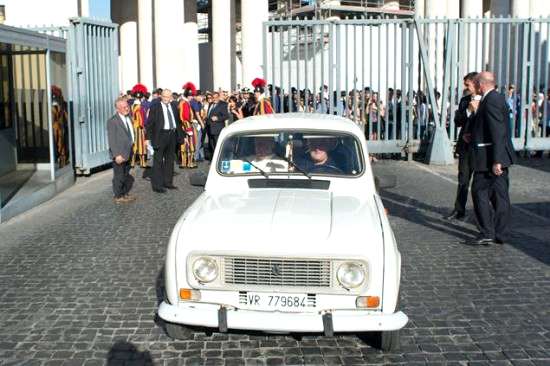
179, 189, 383, 256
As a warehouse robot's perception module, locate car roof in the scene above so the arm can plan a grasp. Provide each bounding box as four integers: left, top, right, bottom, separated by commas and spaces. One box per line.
221, 113, 364, 136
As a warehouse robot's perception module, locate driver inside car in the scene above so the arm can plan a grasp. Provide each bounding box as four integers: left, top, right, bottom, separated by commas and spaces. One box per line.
300, 138, 343, 174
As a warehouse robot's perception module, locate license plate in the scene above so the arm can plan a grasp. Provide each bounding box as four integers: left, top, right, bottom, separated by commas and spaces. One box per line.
242, 292, 311, 312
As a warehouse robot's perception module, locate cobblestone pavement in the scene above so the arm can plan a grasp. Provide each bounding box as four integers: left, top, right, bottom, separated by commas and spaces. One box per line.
0, 158, 549, 365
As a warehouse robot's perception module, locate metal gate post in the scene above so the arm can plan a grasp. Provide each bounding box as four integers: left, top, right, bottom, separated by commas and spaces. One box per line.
415, 19, 455, 165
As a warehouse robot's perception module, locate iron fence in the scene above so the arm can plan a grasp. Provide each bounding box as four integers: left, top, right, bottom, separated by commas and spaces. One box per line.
263, 16, 550, 159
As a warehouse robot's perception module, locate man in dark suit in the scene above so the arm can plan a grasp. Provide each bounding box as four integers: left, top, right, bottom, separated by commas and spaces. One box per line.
206, 91, 229, 158
446, 72, 478, 221
107, 97, 136, 203
469, 72, 515, 245
145, 89, 182, 193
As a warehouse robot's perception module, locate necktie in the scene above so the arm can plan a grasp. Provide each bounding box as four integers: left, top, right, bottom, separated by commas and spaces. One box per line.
123, 116, 131, 135
166, 104, 175, 129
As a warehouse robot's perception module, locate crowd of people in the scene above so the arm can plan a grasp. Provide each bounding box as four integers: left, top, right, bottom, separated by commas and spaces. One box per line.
106, 78, 275, 202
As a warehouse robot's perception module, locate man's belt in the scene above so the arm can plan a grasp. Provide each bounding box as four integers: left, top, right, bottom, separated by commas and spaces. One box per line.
477, 143, 493, 147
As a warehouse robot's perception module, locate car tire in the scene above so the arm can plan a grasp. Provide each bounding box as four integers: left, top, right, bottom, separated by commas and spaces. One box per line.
376, 329, 400, 352
164, 321, 194, 340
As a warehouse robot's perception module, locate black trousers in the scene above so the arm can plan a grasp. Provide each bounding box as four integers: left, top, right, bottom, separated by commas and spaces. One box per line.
152, 130, 176, 190
471, 169, 511, 241
112, 158, 134, 198
208, 133, 220, 159
453, 149, 474, 215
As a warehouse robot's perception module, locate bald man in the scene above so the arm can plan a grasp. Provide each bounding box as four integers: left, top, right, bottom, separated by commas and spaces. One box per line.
468, 72, 515, 245
145, 89, 183, 193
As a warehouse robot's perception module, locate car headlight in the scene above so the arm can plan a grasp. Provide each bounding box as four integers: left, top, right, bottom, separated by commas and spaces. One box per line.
192, 257, 219, 283
337, 262, 365, 289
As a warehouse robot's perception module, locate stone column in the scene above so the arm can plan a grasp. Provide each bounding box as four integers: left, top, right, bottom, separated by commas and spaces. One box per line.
511, 0, 529, 17
461, 0, 483, 72
138, 0, 153, 89
212, 0, 232, 91
182, 0, 200, 89
425, 0, 447, 94
120, 21, 139, 91
241, 0, 268, 89
154, 0, 185, 90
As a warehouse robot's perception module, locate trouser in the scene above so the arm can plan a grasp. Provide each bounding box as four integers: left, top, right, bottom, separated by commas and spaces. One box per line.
471, 169, 511, 241
208, 133, 220, 158
112, 157, 134, 198
453, 149, 474, 215
152, 130, 176, 190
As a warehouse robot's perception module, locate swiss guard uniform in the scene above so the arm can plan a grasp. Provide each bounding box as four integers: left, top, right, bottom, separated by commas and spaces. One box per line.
252, 78, 274, 115
51, 85, 68, 168
178, 82, 198, 169
130, 83, 149, 168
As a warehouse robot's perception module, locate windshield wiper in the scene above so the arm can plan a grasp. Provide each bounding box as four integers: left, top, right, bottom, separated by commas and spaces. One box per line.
242, 157, 270, 179
275, 152, 311, 179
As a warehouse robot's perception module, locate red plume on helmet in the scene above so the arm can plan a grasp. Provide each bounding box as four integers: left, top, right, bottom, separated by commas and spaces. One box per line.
252, 78, 267, 93
182, 82, 197, 96
131, 83, 148, 97
251, 78, 266, 89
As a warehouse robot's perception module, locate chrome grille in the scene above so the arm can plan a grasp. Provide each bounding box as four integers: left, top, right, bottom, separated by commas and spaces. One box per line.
224, 256, 332, 287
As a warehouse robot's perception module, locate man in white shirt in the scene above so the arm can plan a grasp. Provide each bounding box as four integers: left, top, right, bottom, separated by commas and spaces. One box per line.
106, 97, 136, 203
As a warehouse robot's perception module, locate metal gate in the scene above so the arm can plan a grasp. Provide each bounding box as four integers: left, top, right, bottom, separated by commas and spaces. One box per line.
34, 18, 119, 174
264, 17, 550, 160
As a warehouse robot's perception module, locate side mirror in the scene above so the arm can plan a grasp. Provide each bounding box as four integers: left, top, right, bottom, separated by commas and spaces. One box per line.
374, 175, 397, 190
189, 172, 207, 187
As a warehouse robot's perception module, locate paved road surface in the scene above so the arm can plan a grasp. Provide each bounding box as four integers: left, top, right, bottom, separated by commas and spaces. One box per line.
1, 159, 549, 365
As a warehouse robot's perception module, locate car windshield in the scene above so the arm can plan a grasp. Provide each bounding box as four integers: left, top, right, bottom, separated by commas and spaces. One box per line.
217, 130, 364, 177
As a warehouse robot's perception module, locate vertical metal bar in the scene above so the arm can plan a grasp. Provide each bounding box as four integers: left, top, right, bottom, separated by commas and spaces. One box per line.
46, 49, 55, 181
520, 20, 531, 147
312, 24, 317, 113
271, 24, 276, 112
449, 20, 459, 142
544, 21, 550, 134
335, 22, 341, 116
475, 19, 480, 69
407, 20, 414, 159
363, 19, 368, 127
263, 21, 270, 107
505, 21, 512, 91
321, 23, 326, 113
353, 22, 357, 123
279, 25, 283, 112
345, 21, 349, 118
400, 20, 407, 142
536, 21, 543, 130
296, 22, 301, 112
498, 18, 504, 90
287, 25, 292, 113
393, 20, 397, 140
513, 22, 519, 95
328, 22, 334, 115
304, 25, 309, 112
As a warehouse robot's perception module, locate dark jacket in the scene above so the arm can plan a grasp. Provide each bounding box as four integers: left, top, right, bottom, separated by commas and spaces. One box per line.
146, 101, 184, 147
107, 113, 134, 161
206, 101, 230, 136
471, 89, 515, 172
454, 94, 474, 155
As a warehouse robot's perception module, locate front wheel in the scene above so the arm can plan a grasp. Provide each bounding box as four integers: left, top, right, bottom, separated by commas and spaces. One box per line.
376, 329, 400, 352
164, 321, 194, 340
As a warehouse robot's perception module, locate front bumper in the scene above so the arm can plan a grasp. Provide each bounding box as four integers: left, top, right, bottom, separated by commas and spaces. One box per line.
158, 301, 408, 334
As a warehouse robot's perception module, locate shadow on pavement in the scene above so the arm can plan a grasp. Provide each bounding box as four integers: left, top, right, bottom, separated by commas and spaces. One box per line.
380, 189, 479, 241
106, 340, 153, 365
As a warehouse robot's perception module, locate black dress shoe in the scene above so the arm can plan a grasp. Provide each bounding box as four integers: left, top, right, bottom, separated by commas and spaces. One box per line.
468, 237, 494, 245
444, 211, 465, 221
153, 187, 166, 193
164, 185, 178, 190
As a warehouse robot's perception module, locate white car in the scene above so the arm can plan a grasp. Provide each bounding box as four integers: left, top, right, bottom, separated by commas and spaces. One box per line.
158, 113, 407, 351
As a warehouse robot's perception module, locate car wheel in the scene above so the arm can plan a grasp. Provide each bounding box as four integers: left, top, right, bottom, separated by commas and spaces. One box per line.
376, 329, 400, 352
164, 321, 194, 340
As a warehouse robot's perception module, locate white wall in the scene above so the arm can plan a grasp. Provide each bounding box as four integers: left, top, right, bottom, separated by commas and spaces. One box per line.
1, 0, 79, 27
